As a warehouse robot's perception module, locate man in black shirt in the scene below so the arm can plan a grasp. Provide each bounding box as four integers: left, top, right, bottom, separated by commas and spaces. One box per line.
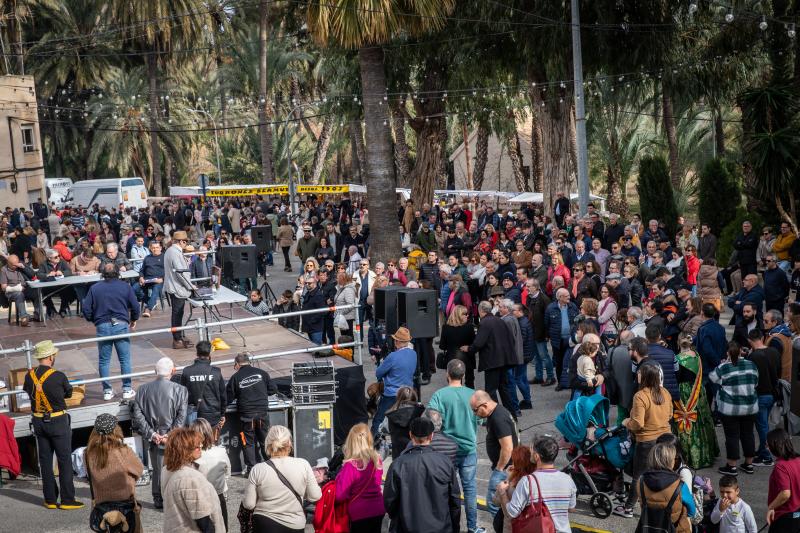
746, 329, 781, 467
470, 390, 518, 517
22, 340, 84, 510
180, 340, 226, 427
225, 352, 276, 472
138, 240, 165, 317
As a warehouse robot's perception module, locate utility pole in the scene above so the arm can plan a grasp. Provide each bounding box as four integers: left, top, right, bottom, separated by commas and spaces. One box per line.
571, 0, 590, 217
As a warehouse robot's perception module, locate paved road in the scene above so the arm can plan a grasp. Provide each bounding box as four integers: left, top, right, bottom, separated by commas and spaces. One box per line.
0, 258, 793, 532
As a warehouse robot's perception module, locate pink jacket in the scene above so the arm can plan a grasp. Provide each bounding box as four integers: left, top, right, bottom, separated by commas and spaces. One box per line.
334, 459, 385, 521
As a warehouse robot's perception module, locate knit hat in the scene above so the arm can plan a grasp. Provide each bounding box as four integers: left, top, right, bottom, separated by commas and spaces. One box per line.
94, 413, 117, 436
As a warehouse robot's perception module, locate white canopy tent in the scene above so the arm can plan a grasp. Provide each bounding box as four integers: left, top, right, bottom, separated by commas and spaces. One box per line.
509, 191, 607, 213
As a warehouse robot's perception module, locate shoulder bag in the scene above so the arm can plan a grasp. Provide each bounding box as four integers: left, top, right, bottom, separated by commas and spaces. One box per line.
511, 474, 556, 533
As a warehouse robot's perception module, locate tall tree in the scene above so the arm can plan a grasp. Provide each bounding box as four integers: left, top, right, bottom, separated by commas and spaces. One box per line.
258, 0, 274, 183
473, 124, 490, 191
306, 0, 455, 263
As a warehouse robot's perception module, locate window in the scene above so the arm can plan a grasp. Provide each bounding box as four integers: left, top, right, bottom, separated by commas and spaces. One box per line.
21, 125, 35, 153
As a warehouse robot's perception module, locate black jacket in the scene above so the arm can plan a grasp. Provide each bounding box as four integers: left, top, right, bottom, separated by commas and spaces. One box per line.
387, 402, 425, 460
301, 286, 326, 333
180, 358, 227, 426
225, 365, 276, 420
384, 445, 461, 533
526, 291, 550, 341
468, 315, 517, 371
37, 260, 72, 281
733, 231, 759, 266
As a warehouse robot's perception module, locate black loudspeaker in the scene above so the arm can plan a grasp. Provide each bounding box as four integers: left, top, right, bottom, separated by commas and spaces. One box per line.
251, 225, 273, 253
221, 244, 257, 279
374, 285, 407, 333
398, 289, 438, 338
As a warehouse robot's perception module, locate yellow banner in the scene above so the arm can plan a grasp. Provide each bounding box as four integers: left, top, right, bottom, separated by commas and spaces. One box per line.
206, 186, 288, 196
296, 185, 351, 194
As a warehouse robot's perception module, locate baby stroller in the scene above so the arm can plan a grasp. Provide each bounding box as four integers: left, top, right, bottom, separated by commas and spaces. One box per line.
555, 394, 632, 518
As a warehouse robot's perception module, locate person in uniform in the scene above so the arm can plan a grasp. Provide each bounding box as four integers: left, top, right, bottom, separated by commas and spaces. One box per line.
22, 340, 85, 510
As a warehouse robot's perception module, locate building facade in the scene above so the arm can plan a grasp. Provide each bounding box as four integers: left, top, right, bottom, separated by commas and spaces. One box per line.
0, 75, 44, 209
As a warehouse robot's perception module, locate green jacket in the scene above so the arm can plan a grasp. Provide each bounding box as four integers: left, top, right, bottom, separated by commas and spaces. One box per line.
296, 236, 319, 262
417, 229, 437, 253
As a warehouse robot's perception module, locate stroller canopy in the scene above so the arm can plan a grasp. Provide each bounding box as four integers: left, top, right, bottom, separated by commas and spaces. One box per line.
555, 394, 610, 446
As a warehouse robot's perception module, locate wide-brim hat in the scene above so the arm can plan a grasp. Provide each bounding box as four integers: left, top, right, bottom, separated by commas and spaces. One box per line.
172, 230, 189, 241
391, 327, 411, 343
34, 340, 58, 359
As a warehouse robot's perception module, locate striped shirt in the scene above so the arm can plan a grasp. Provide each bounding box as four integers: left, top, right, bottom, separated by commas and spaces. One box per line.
507, 470, 577, 532
708, 359, 759, 416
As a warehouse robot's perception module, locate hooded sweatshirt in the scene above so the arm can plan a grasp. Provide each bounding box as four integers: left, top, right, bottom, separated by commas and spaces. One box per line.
636, 470, 695, 533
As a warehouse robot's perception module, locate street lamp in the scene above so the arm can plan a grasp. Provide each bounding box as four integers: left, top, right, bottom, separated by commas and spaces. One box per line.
284, 102, 317, 215
187, 107, 223, 186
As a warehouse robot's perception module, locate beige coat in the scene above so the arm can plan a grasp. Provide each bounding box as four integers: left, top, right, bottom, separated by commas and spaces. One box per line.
161, 464, 224, 533
276, 225, 295, 248
697, 264, 721, 300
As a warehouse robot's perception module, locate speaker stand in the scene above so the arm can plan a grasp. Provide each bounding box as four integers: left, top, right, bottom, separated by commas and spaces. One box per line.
259, 279, 278, 310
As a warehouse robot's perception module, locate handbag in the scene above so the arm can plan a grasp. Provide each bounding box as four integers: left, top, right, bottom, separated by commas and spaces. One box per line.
511, 474, 556, 533
237, 502, 254, 533
335, 313, 349, 330
89, 500, 138, 533
436, 351, 448, 370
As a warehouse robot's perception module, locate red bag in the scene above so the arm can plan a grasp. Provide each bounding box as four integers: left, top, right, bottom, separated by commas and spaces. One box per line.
313, 481, 350, 533
511, 474, 556, 533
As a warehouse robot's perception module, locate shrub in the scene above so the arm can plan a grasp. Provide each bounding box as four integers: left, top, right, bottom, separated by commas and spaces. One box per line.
698, 158, 742, 235
716, 208, 765, 267
636, 155, 679, 238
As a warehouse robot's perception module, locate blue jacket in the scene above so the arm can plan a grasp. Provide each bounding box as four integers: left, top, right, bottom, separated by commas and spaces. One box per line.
82, 278, 140, 326
764, 268, 790, 303
695, 318, 727, 374
728, 284, 765, 321
544, 301, 579, 348
647, 343, 679, 399
439, 282, 452, 313
376, 346, 417, 397
517, 315, 535, 363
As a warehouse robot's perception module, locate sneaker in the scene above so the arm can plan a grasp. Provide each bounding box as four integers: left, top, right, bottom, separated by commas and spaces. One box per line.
153, 497, 164, 510
103, 390, 115, 401
471, 528, 487, 533
612, 505, 633, 518
59, 500, 85, 510
740, 462, 754, 475
142, 310, 151, 318
43, 501, 58, 509
752, 456, 774, 467
718, 464, 738, 476
122, 389, 136, 400
519, 400, 533, 410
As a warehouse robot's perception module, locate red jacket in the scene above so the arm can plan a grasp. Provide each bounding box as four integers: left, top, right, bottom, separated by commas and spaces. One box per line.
0, 414, 21, 477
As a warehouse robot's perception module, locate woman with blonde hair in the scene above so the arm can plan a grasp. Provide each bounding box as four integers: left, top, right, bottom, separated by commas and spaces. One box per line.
335, 423, 385, 531
162, 427, 224, 533
243, 425, 321, 532
439, 304, 477, 388
191, 418, 231, 531
546, 252, 571, 296
85, 413, 143, 532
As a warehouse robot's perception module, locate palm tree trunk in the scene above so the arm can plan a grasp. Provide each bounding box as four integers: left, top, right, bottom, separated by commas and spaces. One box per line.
408, 59, 447, 206
258, 0, 274, 183
310, 116, 332, 184
505, 129, 528, 192
461, 120, 473, 190
147, 53, 162, 196
569, 106, 578, 186
351, 121, 367, 184
357, 46, 400, 263
473, 124, 489, 191
216, 44, 227, 130
530, 109, 544, 192
349, 129, 361, 184
392, 100, 410, 187
605, 129, 629, 218
662, 80, 681, 189
532, 91, 573, 218
714, 109, 725, 156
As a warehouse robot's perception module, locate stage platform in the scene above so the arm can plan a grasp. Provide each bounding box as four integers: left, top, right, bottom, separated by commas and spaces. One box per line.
0, 303, 357, 438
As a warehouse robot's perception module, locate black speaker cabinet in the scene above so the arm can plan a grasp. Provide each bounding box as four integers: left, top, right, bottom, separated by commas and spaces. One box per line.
374, 285, 407, 333
398, 289, 438, 338
221, 244, 257, 279
251, 225, 273, 253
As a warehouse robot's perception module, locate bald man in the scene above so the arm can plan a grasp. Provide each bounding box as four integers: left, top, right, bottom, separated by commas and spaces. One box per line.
470, 390, 518, 517
728, 273, 765, 324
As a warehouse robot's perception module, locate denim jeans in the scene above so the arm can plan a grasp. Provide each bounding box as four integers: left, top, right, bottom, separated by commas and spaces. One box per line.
309, 331, 324, 345
532, 341, 554, 380
143, 283, 163, 311
487, 468, 508, 516
455, 452, 478, 531
371, 394, 395, 436
97, 321, 132, 392
505, 368, 520, 413
510, 364, 531, 403
756, 394, 775, 460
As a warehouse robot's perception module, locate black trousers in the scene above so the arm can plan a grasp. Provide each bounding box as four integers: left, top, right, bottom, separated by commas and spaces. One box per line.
281, 246, 291, 269
766, 298, 787, 313
484, 367, 513, 412
624, 439, 656, 509
253, 514, 304, 533
770, 512, 800, 533
169, 294, 187, 341
218, 493, 228, 532
721, 414, 756, 461
242, 417, 269, 468
552, 341, 569, 383
350, 515, 384, 532
323, 315, 336, 345
740, 263, 757, 277
33, 415, 75, 503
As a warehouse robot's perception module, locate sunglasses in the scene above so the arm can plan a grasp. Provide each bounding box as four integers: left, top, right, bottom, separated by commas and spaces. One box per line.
388, 263, 395, 267
360, 263, 369, 267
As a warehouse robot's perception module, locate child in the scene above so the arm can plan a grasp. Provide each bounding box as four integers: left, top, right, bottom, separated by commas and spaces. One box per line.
244, 289, 270, 316
573, 333, 601, 399
710, 475, 757, 532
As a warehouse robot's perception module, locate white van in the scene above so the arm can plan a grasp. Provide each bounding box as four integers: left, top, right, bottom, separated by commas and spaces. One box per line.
45, 177, 73, 208
66, 178, 149, 210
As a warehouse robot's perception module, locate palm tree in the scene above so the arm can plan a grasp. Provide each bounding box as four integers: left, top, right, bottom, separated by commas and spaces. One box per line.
306, 0, 455, 263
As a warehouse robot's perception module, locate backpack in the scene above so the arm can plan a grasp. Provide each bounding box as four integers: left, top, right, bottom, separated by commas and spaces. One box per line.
312, 481, 350, 533
635, 479, 681, 533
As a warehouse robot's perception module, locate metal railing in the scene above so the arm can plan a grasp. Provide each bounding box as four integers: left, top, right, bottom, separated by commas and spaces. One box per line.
0, 303, 362, 400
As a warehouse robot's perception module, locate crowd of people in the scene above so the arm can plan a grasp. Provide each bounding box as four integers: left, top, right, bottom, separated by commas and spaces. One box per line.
8, 192, 800, 533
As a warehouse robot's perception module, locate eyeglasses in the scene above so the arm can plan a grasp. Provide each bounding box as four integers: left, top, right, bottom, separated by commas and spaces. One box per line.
767, 259, 777, 263
471, 402, 487, 413
763, 232, 770, 236
360, 263, 369, 267
388, 263, 395, 267
573, 268, 584, 272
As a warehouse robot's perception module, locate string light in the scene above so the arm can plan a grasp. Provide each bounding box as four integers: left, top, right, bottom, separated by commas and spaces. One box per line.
759, 16, 768, 31
788, 23, 797, 38
725, 8, 734, 23
688, 1, 698, 15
